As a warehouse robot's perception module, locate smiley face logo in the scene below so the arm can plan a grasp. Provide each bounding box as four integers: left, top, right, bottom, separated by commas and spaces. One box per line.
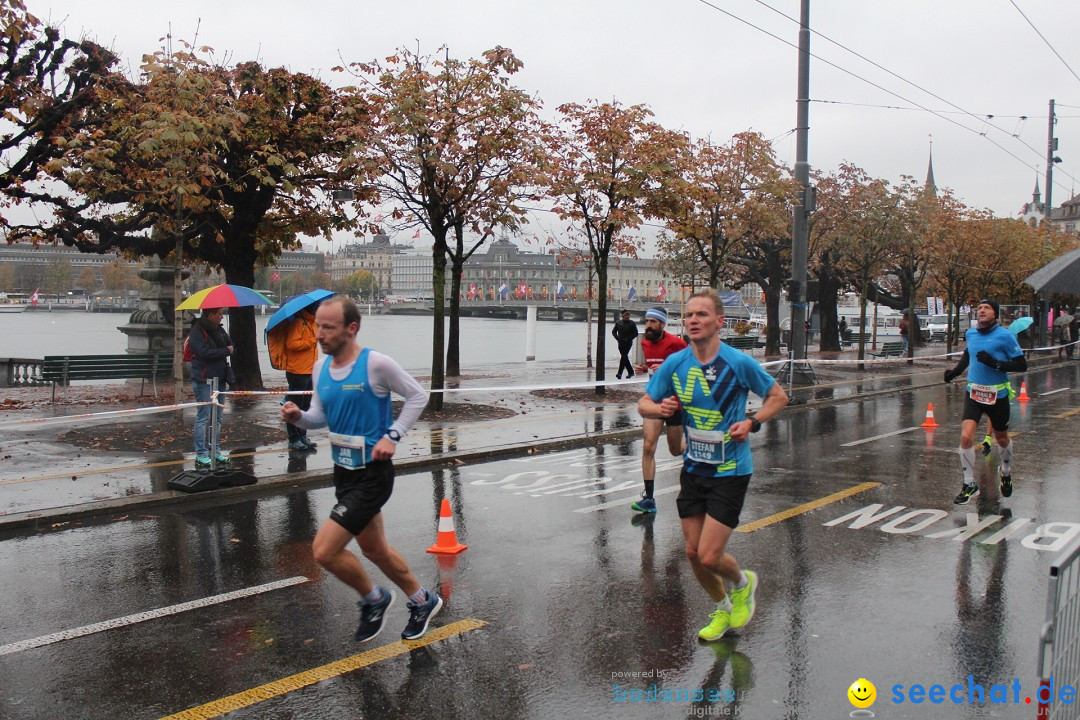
848, 678, 876, 709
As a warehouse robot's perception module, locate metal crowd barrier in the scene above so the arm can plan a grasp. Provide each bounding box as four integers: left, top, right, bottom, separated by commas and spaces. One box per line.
1038, 536, 1080, 719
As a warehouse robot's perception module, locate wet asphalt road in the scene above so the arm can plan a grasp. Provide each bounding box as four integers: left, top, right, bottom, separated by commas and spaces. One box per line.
1, 363, 1078, 720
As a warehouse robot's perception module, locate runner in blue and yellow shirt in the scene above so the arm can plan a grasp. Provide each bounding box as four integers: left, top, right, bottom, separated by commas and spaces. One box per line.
943, 298, 1027, 505
639, 291, 788, 642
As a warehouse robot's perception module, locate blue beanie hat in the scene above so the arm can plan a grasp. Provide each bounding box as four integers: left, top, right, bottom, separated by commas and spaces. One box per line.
645, 308, 668, 324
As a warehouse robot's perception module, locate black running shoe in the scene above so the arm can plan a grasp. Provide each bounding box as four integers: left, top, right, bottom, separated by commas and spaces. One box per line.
401, 592, 443, 640
953, 483, 980, 505
981, 441, 992, 457
999, 468, 1013, 498
355, 587, 394, 642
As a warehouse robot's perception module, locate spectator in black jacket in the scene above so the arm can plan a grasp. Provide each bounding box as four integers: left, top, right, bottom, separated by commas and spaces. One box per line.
612, 310, 639, 379
190, 307, 234, 467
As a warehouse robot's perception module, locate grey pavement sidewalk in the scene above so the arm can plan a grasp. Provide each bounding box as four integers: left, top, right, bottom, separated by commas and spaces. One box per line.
0, 348, 1060, 529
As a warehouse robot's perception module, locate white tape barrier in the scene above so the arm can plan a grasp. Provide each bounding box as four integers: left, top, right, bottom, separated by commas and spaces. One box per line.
3, 341, 1074, 430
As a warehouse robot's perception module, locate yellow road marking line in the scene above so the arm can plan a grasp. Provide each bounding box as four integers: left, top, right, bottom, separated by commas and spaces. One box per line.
160, 618, 487, 720
1055, 407, 1080, 419
736, 482, 880, 533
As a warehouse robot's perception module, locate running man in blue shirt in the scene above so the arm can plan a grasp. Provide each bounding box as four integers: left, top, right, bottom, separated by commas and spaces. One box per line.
943, 298, 1027, 504
282, 296, 440, 642
638, 291, 788, 642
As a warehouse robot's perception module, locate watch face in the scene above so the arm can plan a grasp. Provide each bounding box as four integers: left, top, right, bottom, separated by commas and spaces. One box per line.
388, 430, 401, 441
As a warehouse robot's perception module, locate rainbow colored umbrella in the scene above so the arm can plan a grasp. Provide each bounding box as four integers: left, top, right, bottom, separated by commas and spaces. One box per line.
176, 284, 273, 311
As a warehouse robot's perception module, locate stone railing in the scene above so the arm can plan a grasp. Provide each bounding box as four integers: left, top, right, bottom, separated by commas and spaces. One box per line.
0, 357, 44, 387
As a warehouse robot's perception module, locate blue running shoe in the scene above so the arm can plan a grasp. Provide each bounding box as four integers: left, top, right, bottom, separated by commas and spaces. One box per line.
402, 592, 443, 640
631, 494, 657, 513
355, 587, 394, 642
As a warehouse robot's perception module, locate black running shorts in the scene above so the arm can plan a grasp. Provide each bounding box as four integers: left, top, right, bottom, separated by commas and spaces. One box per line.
330, 460, 395, 535
664, 413, 684, 428
961, 393, 1010, 432
676, 469, 752, 529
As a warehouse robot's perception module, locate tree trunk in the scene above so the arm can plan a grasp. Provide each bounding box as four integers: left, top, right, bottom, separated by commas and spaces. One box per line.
446, 258, 463, 377
429, 240, 447, 411
222, 263, 263, 391
815, 251, 842, 352
594, 261, 608, 395
763, 249, 785, 356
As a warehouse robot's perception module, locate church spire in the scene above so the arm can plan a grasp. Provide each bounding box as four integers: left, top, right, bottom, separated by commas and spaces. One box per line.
925, 139, 937, 196
1032, 176, 1041, 205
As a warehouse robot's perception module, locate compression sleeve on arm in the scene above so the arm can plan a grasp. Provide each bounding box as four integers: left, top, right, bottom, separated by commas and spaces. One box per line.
294, 357, 328, 430
369, 352, 428, 438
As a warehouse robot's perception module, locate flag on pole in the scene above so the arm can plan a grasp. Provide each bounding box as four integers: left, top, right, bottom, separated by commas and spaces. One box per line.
499, 283, 509, 299
557, 280, 565, 297
516, 281, 527, 298
30, 288, 39, 306
412, 229, 421, 239
270, 271, 280, 283
468, 283, 477, 300
627, 286, 636, 301
657, 282, 666, 301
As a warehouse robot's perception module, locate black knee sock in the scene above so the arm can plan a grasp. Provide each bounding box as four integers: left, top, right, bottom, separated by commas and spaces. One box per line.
643, 480, 654, 499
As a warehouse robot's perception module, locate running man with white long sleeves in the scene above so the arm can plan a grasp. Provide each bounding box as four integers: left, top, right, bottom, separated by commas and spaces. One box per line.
281, 296, 441, 642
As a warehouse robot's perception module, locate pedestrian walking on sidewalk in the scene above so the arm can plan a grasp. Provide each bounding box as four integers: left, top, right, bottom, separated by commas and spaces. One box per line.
281, 296, 441, 642
269, 304, 319, 452
943, 298, 1027, 505
631, 307, 687, 513
612, 309, 639, 379
638, 291, 788, 642
189, 307, 234, 468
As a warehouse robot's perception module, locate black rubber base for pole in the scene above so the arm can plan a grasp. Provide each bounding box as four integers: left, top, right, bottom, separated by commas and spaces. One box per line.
167, 469, 258, 493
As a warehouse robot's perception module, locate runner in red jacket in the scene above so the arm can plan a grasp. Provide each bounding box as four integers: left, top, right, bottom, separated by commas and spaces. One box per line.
631, 307, 688, 513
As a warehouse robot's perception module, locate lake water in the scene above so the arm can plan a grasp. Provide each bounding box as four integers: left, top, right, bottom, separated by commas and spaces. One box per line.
1, 309, 622, 381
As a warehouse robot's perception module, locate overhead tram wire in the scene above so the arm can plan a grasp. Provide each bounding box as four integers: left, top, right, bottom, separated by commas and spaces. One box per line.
691, 0, 1076, 199
743, 0, 1080, 194
1009, 0, 1080, 88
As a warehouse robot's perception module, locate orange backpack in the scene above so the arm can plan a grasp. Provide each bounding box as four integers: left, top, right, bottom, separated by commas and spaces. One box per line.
266, 324, 288, 371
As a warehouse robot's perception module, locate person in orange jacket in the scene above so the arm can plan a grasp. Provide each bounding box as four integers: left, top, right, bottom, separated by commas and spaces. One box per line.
282, 305, 319, 451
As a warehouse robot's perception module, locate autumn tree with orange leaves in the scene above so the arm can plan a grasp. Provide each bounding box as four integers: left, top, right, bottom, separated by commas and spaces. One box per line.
341, 46, 545, 407
543, 101, 683, 393
2, 41, 364, 388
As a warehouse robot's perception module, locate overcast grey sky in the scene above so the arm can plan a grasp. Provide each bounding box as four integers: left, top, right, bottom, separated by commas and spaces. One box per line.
31, 0, 1080, 252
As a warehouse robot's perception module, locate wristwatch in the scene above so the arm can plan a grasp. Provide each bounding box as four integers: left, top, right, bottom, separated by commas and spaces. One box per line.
749, 418, 762, 433
386, 429, 402, 443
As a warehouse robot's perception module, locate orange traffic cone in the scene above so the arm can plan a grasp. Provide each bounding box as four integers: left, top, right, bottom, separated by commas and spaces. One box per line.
427, 498, 467, 554
921, 403, 940, 429
1018, 382, 1031, 402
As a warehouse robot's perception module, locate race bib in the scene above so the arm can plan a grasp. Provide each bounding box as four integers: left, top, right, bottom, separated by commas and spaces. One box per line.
969, 383, 998, 406
686, 427, 729, 465
329, 432, 366, 469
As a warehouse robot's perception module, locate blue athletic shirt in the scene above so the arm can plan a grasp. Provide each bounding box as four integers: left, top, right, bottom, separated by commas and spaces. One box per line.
317, 347, 392, 466
645, 343, 776, 478
963, 325, 1023, 398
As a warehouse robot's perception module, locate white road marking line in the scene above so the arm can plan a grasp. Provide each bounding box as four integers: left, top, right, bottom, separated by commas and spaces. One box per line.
575, 485, 680, 513
841, 427, 921, 447
1039, 387, 1070, 396
0, 576, 310, 656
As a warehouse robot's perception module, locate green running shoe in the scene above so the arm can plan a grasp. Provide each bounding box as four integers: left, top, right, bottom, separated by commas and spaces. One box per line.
630, 494, 657, 513
698, 606, 732, 642
953, 483, 979, 505
729, 570, 758, 629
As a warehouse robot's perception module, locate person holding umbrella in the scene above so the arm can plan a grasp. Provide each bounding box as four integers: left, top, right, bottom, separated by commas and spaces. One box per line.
266, 290, 334, 452
178, 283, 273, 467
189, 307, 234, 467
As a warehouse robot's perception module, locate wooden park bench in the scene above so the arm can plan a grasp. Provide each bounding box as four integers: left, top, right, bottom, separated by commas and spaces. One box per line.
42, 353, 174, 401
843, 331, 873, 347
868, 341, 906, 358
723, 335, 758, 352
